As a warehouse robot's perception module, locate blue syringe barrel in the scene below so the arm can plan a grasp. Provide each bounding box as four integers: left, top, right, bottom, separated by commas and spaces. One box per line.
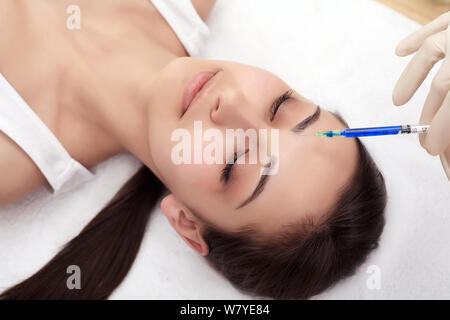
341, 125, 402, 137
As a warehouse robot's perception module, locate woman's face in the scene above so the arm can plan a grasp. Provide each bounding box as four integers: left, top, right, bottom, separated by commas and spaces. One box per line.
147, 57, 358, 235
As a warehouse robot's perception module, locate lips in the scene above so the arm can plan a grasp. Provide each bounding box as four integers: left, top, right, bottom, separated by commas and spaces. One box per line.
181, 71, 217, 117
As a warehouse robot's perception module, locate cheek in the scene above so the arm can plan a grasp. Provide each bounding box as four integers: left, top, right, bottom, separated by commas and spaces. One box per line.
166, 162, 221, 199
238, 69, 275, 97
148, 57, 196, 122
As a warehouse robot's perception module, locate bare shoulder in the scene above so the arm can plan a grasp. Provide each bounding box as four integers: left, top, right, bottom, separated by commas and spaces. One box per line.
0, 131, 47, 208
190, 0, 216, 22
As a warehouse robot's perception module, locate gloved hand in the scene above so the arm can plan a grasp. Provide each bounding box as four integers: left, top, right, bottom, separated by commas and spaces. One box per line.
393, 12, 450, 181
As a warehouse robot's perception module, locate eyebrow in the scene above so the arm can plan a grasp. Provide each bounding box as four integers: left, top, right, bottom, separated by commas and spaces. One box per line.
291, 105, 321, 133
236, 157, 274, 210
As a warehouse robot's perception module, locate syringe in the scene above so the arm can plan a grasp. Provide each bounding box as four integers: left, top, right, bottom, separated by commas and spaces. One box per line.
316, 124, 430, 138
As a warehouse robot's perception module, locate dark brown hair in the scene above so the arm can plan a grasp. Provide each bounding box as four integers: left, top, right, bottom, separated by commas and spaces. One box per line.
0, 112, 386, 300
201, 135, 386, 299
0, 166, 165, 299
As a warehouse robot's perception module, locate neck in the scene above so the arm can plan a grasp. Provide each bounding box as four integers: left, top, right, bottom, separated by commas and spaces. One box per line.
71, 41, 180, 181
62, 0, 185, 181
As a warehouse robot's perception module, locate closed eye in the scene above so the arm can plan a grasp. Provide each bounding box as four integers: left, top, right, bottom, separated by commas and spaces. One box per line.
222, 89, 293, 184
220, 157, 235, 184
220, 149, 248, 184
270, 89, 294, 121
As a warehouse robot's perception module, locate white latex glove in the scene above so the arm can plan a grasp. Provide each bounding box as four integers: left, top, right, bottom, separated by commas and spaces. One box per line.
393, 12, 450, 181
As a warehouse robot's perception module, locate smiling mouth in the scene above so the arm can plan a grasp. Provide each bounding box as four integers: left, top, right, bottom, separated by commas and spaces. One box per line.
181, 70, 219, 118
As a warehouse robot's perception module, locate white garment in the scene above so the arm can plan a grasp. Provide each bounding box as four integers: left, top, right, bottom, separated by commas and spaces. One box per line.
149, 0, 210, 56
0, 74, 95, 194
0, 1, 208, 195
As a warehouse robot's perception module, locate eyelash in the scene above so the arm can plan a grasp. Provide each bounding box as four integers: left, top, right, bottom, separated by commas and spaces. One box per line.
220, 159, 234, 184
270, 89, 294, 121
220, 149, 248, 184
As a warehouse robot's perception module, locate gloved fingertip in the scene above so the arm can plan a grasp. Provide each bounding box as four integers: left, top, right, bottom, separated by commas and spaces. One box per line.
429, 148, 440, 156
392, 92, 404, 106
395, 46, 406, 56
395, 41, 411, 56
425, 139, 440, 156
419, 133, 427, 149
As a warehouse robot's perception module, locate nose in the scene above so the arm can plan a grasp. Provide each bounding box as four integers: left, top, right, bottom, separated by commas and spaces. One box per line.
210, 88, 262, 131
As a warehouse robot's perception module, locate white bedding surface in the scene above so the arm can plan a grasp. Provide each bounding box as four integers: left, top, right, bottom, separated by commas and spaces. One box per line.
1, 0, 449, 299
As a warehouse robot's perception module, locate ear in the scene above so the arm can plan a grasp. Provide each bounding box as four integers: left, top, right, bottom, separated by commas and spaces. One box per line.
161, 194, 209, 256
